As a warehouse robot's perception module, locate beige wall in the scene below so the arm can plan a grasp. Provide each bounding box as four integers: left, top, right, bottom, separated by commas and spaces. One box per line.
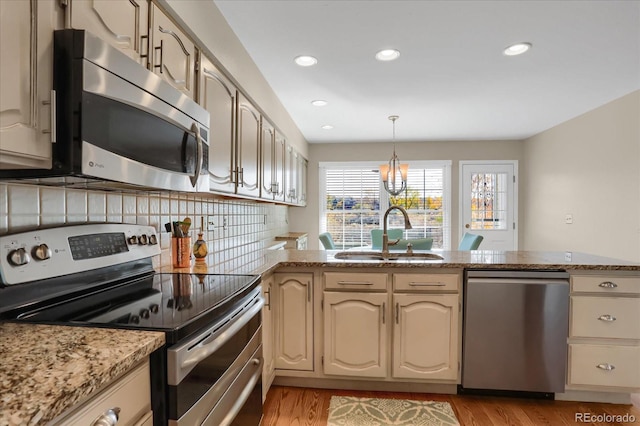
290, 140, 524, 250
522, 91, 640, 262
160, 0, 308, 156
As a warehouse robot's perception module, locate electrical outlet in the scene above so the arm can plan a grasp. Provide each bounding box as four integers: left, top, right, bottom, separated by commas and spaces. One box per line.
564, 251, 572, 262
207, 215, 217, 229
565, 214, 573, 224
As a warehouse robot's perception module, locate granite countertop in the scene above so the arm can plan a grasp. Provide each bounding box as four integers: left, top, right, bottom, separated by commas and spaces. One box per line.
274, 232, 308, 241
161, 249, 640, 276
0, 323, 165, 426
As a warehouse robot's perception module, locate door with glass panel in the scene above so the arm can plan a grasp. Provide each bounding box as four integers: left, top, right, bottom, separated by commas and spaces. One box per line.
460, 162, 517, 250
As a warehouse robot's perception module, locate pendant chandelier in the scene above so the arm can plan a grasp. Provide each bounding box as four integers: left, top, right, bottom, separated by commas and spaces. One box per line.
379, 115, 408, 196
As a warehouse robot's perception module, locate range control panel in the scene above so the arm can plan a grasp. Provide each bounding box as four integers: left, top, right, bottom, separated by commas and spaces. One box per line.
0, 224, 160, 286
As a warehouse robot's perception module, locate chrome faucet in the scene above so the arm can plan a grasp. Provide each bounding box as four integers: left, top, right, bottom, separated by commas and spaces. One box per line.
382, 205, 412, 254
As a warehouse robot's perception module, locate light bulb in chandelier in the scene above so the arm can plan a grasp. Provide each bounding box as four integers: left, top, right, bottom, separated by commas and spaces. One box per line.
379, 115, 408, 196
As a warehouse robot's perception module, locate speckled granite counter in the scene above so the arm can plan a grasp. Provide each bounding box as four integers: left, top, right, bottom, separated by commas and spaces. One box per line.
0, 323, 165, 426
161, 249, 640, 276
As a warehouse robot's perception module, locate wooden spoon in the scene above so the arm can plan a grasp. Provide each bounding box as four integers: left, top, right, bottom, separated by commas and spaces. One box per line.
181, 217, 191, 235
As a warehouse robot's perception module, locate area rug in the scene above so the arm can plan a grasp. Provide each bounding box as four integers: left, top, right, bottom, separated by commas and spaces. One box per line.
327, 396, 460, 426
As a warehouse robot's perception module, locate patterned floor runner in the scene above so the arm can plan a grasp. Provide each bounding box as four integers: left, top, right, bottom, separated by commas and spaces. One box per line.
327, 396, 460, 426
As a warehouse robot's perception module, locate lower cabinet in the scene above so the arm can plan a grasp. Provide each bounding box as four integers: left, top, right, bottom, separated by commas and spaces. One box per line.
567, 272, 640, 392
321, 271, 461, 382
261, 274, 276, 399
392, 293, 459, 380
274, 272, 314, 371
323, 292, 388, 377
53, 360, 152, 425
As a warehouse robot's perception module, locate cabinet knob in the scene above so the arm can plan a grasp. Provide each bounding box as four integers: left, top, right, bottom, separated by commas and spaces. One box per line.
91, 407, 120, 426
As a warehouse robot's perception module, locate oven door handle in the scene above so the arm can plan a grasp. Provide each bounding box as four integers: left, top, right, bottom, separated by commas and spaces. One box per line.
214, 357, 263, 426
181, 296, 264, 369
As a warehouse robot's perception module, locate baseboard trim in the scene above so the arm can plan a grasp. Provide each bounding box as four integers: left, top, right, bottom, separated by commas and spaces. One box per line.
556, 390, 633, 404
272, 376, 458, 394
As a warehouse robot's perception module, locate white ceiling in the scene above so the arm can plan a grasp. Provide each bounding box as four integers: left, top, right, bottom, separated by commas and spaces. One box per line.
213, 0, 640, 143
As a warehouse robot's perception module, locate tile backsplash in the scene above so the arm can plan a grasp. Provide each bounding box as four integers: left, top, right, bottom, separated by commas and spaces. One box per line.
0, 183, 289, 272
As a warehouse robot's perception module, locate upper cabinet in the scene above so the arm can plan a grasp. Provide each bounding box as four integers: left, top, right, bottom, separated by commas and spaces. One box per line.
260, 119, 286, 202
236, 93, 261, 198
69, 0, 149, 68
0, 0, 63, 169
285, 144, 308, 206
150, 3, 196, 98
198, 54, 237, 194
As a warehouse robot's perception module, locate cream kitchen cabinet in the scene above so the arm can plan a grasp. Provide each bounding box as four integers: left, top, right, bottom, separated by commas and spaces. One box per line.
52, 361, 152, 426
284, 144, 308, 206
236, 93, 261, 198
69, 0, 149, 68
198, 54, 237, 194
296, 153, 308, 206
567, 272, 640, 392
260, 119, 286, 202
323, 291, 388, 378
392, 293, 459, 380
321, 270, 460, 382
150, 3, 196, 98
0, 0, 62, 169
261, 274, 276, 399
274, 272, 314, 371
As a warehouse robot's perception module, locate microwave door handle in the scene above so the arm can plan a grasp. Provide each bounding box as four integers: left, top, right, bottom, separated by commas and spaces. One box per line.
190, 122, 203, 187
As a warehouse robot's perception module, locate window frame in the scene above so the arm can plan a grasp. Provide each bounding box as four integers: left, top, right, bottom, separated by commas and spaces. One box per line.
319, 160, 452, 249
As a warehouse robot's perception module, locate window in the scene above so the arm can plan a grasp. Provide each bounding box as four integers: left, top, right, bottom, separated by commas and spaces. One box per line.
320, 161, 451, 249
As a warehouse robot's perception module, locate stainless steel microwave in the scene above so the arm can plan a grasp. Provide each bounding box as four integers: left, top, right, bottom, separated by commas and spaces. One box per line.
0, 29, 209, 193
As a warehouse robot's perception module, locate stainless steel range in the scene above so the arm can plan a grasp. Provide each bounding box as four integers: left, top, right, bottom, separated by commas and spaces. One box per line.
0, 223, 263, 426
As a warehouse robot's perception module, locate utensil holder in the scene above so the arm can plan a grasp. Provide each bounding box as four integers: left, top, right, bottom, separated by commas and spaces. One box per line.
172, 236, 191, 268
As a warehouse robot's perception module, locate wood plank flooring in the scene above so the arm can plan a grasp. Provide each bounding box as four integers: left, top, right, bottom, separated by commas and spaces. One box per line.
262, 386, 640, 426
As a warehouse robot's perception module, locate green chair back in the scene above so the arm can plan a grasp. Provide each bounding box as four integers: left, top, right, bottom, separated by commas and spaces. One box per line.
319, 232, 336, 250
458, 232, 484, 250
371, 229, 404, 249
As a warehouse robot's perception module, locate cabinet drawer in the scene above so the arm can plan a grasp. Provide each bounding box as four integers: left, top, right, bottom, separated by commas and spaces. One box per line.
572, 275, 640, 294
571, 296, 640, 339
56, 361, 151, 425
393, 273, 459, 292
324, 272, 387, 291
569, 344, 640, 389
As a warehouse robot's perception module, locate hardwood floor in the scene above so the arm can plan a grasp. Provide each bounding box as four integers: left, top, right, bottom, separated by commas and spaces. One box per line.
262, 386, 640, 425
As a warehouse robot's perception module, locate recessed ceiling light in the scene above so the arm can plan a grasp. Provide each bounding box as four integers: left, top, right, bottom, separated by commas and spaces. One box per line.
375, 49, 400, 62
503, 42, 532, 56
294, 55, 318, 66
311, 100, 328, 107
321, 125, 334, 130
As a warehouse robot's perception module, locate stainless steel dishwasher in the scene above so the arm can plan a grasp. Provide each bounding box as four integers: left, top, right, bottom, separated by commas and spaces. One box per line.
461, 270, 570, 396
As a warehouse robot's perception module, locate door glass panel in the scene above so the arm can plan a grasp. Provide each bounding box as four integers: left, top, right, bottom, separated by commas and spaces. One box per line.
469, 172, 508, 230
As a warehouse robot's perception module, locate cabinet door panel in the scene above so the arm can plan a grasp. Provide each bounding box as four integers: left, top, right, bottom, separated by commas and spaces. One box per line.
236, 93, 261, 197
273, 131, 286, 202
261, 275, 275, 399
199, 56, 236, 194
393, 294, 458, 380
324, 292, 387, 377
260, 118, 276, 200
274, 273, 313, 371
151, 4, 195, 98
70, 0, 149, 67
0, 0, 61, 169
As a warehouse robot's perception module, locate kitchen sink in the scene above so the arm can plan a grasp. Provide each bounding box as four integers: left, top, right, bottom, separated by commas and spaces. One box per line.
333, 251, 444, 261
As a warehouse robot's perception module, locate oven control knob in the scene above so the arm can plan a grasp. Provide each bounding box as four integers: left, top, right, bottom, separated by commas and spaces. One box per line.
138, 234, 148, 245
130, 315, 140, 324
149, 304, 159, 314
148, 234, 158, 245
140, 309, 150, 319
32, 243, 52, 261
7, 248, 30, 267
127, 235, 138, 245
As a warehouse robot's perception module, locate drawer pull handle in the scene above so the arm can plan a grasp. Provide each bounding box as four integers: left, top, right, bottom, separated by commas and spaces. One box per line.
91, 407, 120, 426
337, 281, 373, 285
409, 281, 445, 287
597, 314, 616, 322
598, 281, 618, 289
596, 363, 615, 371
